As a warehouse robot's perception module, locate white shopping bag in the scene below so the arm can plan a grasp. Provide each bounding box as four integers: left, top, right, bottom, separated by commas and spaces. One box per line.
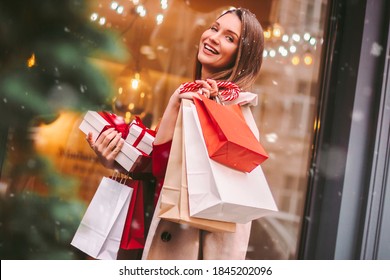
71, 176, 133, 260
182, 101, 278, 224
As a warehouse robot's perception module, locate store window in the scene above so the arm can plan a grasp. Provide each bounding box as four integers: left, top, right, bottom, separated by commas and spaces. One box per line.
0, 0, 329, 259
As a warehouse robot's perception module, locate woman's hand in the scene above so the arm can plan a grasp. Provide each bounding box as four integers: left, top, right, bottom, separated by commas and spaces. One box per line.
153, 80, 218, 145
170, 87, 200, 104
86, 127, 125, 170
195, 79, 219, 98
169, 79, 219, 104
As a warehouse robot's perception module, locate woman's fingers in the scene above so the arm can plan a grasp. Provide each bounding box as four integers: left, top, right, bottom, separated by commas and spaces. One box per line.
86, 132, 95, 147
105, 132, 120, 152
86, 127, 124, 169
195, 79, 219, 98
178, 91, 202, 100
206, 79, 219, 97
88, 127, 121, 155
96, 128, 115, 147
176, 79, 220, 101
106, 135, 124, 159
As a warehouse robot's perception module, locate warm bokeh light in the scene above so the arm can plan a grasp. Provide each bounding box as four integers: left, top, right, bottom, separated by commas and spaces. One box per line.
304, 53, 313, 65
272, 24, 283, 38
264, 29, 272, 39
291, 55, 300, 65
27, 53, 36, 67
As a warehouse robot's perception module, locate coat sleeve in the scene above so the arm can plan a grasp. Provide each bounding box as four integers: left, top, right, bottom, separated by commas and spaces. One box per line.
152, 140, 172, 178
151, 140, 172, 206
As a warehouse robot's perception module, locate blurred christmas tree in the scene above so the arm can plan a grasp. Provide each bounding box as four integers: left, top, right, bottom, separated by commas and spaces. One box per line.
0, 0, 128, 259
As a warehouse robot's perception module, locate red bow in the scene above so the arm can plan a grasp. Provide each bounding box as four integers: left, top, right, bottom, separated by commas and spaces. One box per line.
98, 111, 130, 138
179, 81, 240, 101
131, 116, 156, 137
130, 116, 156, 149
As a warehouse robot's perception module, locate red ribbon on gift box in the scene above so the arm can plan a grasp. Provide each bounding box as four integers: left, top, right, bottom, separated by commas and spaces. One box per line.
179, 81, 240, 101
130, 116, 156, 149
98, 111, 130, 139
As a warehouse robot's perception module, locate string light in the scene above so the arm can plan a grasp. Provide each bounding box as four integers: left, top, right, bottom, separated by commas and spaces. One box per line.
92, 1, 171, 27
92, 1, 319, 67
110, 2, 118, 10
303, 53, 313, 65
282, 34, 289, 42
136, 5, 146, 17
263, 24, 319, 66
98, 17, 106, 25
161, 0, 168, 10
292, 33, 301, 42
156, 14, 164, 25
90, 13, 98, 21
264, 29, 272, 39
291, 55, 300, 65
272, 23, 283, 38
131, 73, 141, 89
289, 45, 297, 53
27, 53, 36, 68
116, 6, 124, 14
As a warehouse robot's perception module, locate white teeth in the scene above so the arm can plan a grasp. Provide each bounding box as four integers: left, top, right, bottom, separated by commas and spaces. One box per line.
204, 44, 218, 54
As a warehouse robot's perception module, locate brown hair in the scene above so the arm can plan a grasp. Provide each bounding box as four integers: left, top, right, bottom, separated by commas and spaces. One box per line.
194, 8, 264, 91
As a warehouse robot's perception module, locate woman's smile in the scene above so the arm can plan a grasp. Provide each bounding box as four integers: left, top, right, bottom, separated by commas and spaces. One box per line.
203, 43, 219, 55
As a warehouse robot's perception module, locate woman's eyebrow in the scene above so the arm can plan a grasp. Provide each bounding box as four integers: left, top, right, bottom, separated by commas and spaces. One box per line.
224, 28, 240, 39
215, 21, 240, 39
227, 30, 240, 39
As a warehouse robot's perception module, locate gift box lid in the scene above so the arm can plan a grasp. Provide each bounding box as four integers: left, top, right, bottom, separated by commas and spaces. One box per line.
83, 111, 111, 132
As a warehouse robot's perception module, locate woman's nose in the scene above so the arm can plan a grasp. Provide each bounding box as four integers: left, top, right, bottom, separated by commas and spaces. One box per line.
209, 32, 220, 44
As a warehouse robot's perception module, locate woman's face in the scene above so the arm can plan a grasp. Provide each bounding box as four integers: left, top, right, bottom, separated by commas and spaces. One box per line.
198, 12, 241, 77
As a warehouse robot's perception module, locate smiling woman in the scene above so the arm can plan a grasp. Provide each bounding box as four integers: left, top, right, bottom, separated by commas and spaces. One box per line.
88, 7, 267, 260
195, 9, 264, 91
197, 12, 242, 77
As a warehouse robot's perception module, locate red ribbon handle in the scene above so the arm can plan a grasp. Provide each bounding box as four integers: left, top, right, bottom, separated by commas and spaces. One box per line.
179, 81, 240, 101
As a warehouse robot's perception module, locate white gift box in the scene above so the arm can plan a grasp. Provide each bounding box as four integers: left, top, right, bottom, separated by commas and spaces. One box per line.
115, 141, 144, 172
79, 111, 145, 172
79, 111, 110, 142
126, 120, 155, 155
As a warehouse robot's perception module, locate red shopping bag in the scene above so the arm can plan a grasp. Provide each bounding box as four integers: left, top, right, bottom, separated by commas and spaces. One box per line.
193, 94, 268, 172
119, 180, 145, 250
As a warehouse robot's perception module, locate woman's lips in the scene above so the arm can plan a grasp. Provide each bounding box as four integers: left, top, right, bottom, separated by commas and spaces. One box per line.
203, 43, 219, 54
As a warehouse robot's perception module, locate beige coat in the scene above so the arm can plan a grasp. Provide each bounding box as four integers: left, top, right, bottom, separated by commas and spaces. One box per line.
142, 93, 260, 260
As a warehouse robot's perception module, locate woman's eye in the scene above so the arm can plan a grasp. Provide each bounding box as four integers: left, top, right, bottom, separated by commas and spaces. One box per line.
211, 26, 218, 31
226, 36, 234, 42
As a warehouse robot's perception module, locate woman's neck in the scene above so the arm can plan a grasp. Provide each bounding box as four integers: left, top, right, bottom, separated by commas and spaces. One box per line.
200, 69, 212, 80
